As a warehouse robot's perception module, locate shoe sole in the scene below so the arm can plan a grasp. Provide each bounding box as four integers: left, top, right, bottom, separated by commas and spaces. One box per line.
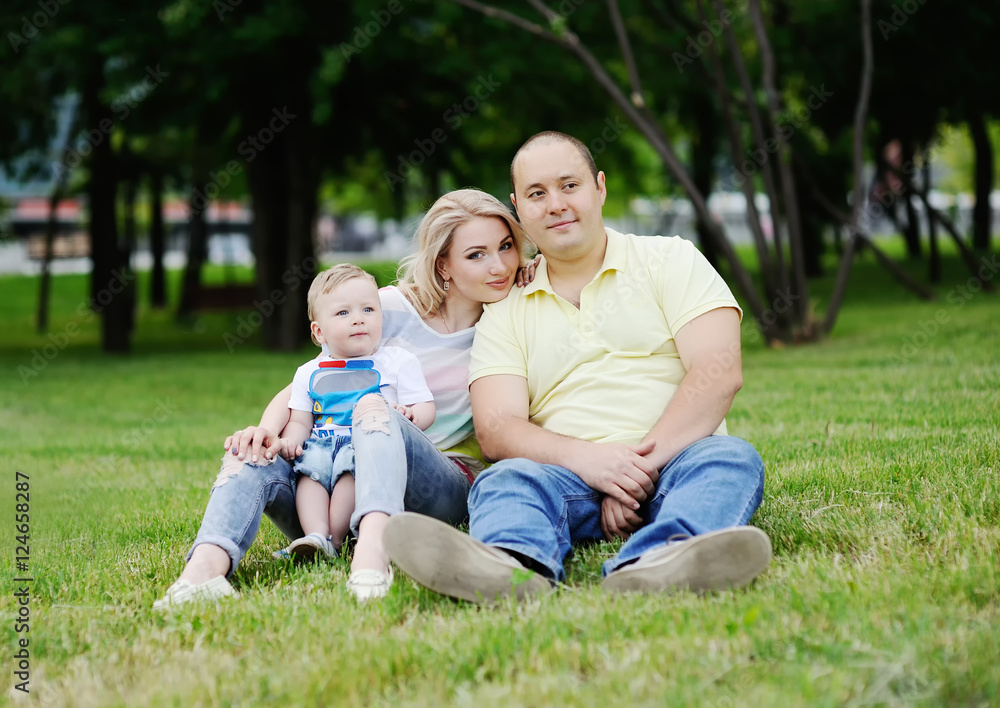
603, 526, 772, 595
383, 513, 551, 605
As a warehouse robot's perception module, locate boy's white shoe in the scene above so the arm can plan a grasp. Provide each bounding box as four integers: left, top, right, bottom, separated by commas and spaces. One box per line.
153, 576, 238, 610
273, 533, 338, 562
602, 526, 772, 595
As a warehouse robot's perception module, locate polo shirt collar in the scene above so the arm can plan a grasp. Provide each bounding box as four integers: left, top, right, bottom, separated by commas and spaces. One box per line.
599, 228, 628, 275
522, 227, 628, 296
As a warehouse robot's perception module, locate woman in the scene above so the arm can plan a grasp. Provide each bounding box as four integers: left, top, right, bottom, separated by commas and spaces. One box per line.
155, 188, 532, 606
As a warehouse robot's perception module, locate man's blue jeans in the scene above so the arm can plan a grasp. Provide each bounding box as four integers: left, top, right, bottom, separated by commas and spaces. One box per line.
468, 435, 765, 581
187, 407, 471, 578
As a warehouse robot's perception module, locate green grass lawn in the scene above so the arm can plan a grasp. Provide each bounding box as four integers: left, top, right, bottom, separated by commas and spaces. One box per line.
1, 247, 998, 706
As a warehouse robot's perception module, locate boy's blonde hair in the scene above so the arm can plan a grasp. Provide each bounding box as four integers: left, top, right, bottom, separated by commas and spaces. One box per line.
307, 264, 378, 345
395, 188, 530, 319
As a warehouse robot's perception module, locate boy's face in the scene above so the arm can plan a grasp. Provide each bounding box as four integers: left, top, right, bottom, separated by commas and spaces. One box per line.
310, 277, 382, 358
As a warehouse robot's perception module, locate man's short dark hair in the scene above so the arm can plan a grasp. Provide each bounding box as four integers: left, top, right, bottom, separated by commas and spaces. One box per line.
510, 131, 599, 195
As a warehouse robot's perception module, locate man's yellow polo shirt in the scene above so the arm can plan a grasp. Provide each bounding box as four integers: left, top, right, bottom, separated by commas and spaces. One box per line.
469, 228, 742, 446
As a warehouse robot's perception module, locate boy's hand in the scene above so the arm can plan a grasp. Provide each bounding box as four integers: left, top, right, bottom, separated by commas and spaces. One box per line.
392, 403, 414, 421
275, 437, 304, 461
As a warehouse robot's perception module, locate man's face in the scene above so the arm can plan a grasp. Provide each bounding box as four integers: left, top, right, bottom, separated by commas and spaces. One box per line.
510, 140, 607, 263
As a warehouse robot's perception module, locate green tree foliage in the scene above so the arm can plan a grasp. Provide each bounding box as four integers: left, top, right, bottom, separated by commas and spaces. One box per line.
1, 0, 994, 352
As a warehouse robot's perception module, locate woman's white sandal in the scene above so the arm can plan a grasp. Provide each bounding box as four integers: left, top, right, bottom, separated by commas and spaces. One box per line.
346, 566, 393, 601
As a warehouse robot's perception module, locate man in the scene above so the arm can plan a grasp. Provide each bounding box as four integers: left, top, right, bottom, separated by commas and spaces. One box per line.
384, 131, 771, 603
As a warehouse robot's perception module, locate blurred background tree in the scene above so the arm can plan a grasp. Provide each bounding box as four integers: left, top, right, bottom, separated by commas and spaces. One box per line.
1, 0, 995, 352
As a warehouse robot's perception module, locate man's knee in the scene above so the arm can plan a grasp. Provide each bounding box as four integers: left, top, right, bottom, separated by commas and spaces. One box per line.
728, 437, 764, 477
710, 436, 765, 489
702, 435, 762, 465
354, 394, 391, 435
469, 458, 544, 504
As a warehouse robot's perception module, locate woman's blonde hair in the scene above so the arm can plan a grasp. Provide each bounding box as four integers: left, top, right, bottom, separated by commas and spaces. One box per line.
395, 189, 530, 318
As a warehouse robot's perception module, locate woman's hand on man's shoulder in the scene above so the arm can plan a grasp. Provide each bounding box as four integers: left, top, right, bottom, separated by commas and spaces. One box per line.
515, 255, 542, 288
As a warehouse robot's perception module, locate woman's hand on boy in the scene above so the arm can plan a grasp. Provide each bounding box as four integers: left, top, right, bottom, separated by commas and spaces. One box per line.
225, 425, 283, 463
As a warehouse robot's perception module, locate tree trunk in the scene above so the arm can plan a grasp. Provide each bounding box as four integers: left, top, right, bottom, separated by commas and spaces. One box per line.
244, 103, 319, 351
795, 172, 825, 277
924, 158, 941, 283
890, 164, 996, 293
900, 142, 921, 258
748, 0, 811, 332
821, 0, 873, 335
798, 158, 934, 301
697, 4, 792, 341
38, 102, 79, 333
715, 0, 789, 293
969, 111, 994, 252
178, 159, 209, 318
83, 68, 130, 353
121, 160, 138, 335
149, 171, 167, 308
690, 92, 720, 270
452, 0, 768, 326
37, 186, 62, 334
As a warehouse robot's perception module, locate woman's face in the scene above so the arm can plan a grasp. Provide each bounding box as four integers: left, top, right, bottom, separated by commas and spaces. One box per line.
438, 216, 520, 306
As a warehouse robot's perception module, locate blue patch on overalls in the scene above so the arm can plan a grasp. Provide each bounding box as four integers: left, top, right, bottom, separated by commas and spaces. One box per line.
309, 359, 382, 429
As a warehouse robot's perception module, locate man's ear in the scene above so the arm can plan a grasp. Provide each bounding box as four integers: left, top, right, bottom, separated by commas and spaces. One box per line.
597, 171, 607, 206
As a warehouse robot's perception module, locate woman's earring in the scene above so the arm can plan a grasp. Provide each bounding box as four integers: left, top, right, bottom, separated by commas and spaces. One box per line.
443, 280, 450, 291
